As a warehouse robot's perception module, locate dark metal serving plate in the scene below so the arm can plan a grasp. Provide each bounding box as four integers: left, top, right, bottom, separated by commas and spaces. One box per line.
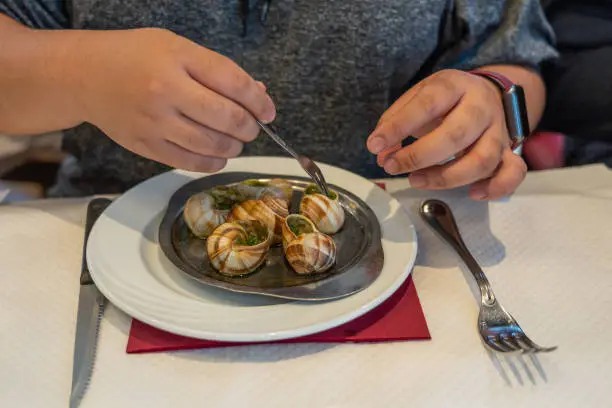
158, 172, 384, 301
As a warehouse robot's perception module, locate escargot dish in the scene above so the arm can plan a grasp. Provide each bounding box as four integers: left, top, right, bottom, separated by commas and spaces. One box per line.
183, 191, 231, 238
285, 230, 337, 275
228, 199, 288, 243
299, 184, 345, 234
206, 220, 273, 276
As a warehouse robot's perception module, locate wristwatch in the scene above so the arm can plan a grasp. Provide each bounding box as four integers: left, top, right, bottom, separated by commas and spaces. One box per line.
468, 70, 530, 152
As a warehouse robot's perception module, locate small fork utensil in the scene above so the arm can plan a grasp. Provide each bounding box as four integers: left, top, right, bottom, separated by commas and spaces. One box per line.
256, 121, 331, 197
419, 199, 557, 354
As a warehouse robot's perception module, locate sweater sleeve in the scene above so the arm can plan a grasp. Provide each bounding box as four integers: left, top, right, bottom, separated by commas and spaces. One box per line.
0, 0, 70, 29
431, 0, 559, 72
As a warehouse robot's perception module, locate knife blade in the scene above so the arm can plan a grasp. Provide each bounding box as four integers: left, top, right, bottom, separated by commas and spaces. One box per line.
69, 198, 112, 408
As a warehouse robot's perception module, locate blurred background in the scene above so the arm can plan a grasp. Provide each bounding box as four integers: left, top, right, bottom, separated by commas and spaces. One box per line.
0, 132, 66, 201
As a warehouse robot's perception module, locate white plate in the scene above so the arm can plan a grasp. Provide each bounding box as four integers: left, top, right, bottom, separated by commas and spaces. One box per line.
87, 157, 418, 342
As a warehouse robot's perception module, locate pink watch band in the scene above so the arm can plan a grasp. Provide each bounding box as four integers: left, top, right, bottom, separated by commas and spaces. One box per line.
467, 70, 530, 151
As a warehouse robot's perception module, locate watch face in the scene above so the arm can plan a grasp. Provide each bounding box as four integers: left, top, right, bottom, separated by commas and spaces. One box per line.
503, 85, 529, 147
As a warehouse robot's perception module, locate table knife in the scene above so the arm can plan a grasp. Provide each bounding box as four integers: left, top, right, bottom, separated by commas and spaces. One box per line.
69, 198, 112, 408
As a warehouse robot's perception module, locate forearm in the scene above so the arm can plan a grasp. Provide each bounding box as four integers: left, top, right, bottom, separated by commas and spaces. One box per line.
0, 14, 86, 135
474, 64, 547, 133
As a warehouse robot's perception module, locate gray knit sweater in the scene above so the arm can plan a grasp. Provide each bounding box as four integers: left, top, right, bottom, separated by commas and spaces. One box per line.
1, 0, 557, 196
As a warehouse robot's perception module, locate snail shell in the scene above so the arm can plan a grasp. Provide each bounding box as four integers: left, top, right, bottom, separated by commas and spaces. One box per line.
236, 178, 293, 203
263, 178, 294, 202
299, 186, 345, 234
206, 220, 272, 276
228, 199, 288, 243
285, 231, 337, 275
281, 214, 317, 251
183, 192, 229, 238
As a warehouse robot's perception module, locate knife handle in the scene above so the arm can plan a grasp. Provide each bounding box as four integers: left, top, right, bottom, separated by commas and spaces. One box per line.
80, 198, 112, 285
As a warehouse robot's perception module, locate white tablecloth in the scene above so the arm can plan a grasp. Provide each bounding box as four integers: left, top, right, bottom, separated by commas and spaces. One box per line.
2, 164, 612, 408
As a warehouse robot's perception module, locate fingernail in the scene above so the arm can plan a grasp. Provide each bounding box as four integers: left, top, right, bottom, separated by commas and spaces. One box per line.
409, 174, 427, 188
368, 136, 387, 154
384, 158, 400, 174
256, 81, 266, 90
261, 100, 276, 124
471, 189, 487, 200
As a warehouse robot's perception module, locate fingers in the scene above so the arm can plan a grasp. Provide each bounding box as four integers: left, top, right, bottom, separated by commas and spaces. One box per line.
377, 81, 425, 124
367, 72, 466, 154
380, 98, 493, 174
377, 143, 401, 167
405, 124, 504, 189
469, 149, 527, 200
183, 44, 276, 123
142, 137, 228, 173
176, 78, 261, 143
165, 114, 244, 158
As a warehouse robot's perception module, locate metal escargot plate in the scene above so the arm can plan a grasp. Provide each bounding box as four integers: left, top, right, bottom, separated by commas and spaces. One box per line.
158, 172, 384, 301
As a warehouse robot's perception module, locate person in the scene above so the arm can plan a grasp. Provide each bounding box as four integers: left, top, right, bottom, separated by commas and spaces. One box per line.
527, 0, 612, 169
0, 0, 557, 201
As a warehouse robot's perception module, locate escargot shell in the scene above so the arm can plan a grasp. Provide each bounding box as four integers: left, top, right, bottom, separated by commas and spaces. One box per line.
206, 220, 272, 276
299, 185, 345, 234
281, 214, 317, 251
285, 231, 337, 275
228, 199, 288, 243
263, 178, 294, 202
183, 192, 229, 238
236, 178, 293, 203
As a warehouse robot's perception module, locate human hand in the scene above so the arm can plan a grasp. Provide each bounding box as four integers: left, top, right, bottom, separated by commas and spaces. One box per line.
367, 69, 527, 200
70, 28, 275, 172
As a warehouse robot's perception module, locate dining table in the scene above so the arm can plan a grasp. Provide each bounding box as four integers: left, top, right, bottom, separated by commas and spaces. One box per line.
2, 162, 612, 408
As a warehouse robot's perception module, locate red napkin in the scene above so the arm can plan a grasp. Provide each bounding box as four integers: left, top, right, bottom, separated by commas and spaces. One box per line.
126, 182, 430, 353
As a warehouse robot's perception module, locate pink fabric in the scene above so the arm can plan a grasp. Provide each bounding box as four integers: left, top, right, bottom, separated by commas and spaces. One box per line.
523, 131, 566, 170
126, 276, 430, 353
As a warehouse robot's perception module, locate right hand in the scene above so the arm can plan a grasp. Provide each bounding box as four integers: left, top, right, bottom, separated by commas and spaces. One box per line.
70, 28, 276, 172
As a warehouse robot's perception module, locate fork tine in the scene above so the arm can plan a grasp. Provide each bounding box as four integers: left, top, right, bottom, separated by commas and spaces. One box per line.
499, 334, 523, 352
484, 339, 507, 353
512, 333, 536, 353
312, 166, 328, 188
301, 164, 322, 190
517, 333, 558, 353
487, 336, 513, 352
308, 165, 331, 196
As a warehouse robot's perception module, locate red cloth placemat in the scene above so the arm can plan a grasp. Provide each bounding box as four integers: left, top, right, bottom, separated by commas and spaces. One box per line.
126, 182, 430, 353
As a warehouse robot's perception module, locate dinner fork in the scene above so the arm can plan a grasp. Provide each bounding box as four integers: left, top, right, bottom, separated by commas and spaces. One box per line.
419, 199, 557, 354
256, 121, 331, 197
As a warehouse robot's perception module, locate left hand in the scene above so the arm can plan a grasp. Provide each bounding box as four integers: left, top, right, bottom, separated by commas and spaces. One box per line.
367, 69, 527, 200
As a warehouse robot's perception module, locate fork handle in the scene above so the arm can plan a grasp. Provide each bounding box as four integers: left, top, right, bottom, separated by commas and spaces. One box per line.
256, 121, 299, 159
420, 199, 496, 305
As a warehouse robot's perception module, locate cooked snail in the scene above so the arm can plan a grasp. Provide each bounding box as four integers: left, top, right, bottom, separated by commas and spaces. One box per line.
236, 178, 293, 203
206, 220, 272, 276
228, 199, 288, 243
183, 191, 230, 238
285, 230, 337, 275
264, 178, 294, 202
299, 184, 345, 234
281, 214, 317, 250
184, 178, 343, 278
208, 185, 250, 206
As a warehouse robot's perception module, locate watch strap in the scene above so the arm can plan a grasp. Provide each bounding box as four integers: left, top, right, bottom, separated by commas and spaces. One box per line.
468, 70, 530, 151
